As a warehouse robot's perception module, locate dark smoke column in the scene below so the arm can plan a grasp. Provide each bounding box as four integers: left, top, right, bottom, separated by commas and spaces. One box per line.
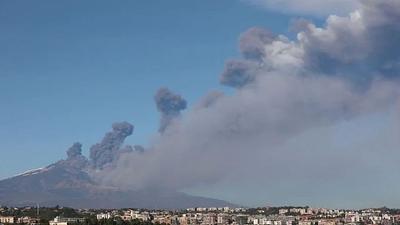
155, 87, 187, 133
89, 122, 134, 169
63, 142, 89, 169
67, 142, 84, 159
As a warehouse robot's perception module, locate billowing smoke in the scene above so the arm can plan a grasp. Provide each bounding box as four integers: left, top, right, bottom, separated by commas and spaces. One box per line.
239, 27, 276, 61
154, 88, 187, 132
95, 0, 400, 203
220, 60, 260, 88
56, 142, 89, 170
89, 122, 134, 169
67, 142, 83, 159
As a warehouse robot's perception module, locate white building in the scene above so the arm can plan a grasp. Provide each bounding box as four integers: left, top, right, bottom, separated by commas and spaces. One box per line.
279, 209, 289, 215
49, 216, 85, 225
97, 213, 112, 220
0, 216, 15, 224
217, 213, 229, 225
130, 210, 150, 221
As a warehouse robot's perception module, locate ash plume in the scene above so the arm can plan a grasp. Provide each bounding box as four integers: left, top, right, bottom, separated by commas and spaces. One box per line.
196, 91, 224, 109
97, 0, 400, 206
220, 60, 260, 88
89, 122, 134, 169
154, 88, 187, 132
54, 142, 89, 170
133, 145, 145, 153
67, 142, 83, 159
239, 27, 276, 60
119, 145, 145, 154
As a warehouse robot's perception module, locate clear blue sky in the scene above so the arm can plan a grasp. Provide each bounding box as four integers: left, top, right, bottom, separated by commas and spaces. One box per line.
0, 0, 306, 179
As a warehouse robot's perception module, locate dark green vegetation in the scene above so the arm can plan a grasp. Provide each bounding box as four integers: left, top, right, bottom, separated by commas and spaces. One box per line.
0, 206, 80, 221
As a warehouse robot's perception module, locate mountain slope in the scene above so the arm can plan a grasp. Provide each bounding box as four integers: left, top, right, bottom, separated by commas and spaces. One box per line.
0, 162, 232, 209
0, 124, 235, 209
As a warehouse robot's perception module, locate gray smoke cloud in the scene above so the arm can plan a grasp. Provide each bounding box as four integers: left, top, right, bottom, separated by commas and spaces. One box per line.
133, 145, 145, 153
54, 142, 89, 170
67, 142, 83, 159
220, 60, 260, 88
89, 122, 134, 169
154, 88, 187, 133
196, 91, 224, 109
239, 27, 276, 60
93, 0, 400, 207
119, 145, 145, 154
298, 0, 400, 77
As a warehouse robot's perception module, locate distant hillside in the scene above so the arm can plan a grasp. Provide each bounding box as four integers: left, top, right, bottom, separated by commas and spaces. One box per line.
0, 162, 233, 209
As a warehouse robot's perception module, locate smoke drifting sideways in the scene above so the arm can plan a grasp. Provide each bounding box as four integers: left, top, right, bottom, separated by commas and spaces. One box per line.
95, 0, 400, 204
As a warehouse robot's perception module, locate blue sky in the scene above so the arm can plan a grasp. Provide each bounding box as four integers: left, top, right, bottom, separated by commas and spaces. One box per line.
0, 0, 302, 179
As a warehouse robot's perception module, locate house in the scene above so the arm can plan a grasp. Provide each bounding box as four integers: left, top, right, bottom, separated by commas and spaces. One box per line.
17, 217, 39, 225
49, 216, 85, 225
0, 216, 15, 224
96, 213, 112, 220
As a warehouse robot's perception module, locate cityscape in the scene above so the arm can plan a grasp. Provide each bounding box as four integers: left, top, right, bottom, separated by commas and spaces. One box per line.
1, 206, 400, 225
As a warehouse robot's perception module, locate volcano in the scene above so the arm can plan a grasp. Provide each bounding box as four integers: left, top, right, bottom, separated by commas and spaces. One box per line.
0, 123, 233, 209
0, 161, 232, 209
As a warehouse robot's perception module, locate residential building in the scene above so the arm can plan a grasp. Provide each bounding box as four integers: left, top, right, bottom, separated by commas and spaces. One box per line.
49, 216, 85, 225
0, 216, 15, 224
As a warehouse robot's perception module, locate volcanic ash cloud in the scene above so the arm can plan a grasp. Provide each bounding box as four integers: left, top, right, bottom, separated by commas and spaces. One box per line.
95, 0, 400, 204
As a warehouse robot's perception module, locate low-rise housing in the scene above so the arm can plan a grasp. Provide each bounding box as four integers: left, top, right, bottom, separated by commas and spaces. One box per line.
0, 216, 15, 224
97, 213, 112, 220
49, 216, 85, 225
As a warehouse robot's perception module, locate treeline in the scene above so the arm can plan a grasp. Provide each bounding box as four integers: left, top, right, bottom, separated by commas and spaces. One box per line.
0, 206, 80, 221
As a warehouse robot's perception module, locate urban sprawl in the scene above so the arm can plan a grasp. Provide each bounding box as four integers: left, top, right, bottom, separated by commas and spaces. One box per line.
1, 206, 400, 225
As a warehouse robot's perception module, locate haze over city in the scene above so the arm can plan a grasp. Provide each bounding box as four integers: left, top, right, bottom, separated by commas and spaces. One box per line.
0, 0, 399, 210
